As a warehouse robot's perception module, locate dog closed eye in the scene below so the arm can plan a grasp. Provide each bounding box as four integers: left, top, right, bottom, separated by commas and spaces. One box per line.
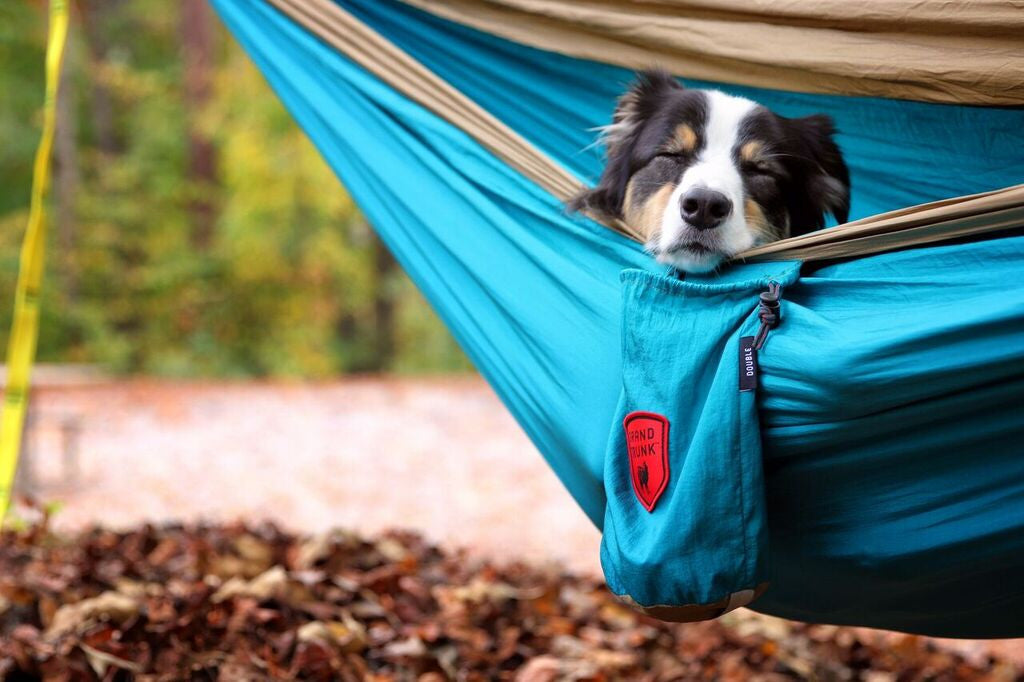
569, 69, 850, 274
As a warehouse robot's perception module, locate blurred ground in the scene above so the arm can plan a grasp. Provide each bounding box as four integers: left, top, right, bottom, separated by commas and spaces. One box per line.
15, 377, 1024, 665
3, 521, 1019, 680
18, 377, 600, 574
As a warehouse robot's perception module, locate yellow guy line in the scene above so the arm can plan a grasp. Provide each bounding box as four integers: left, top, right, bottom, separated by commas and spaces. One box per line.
0, 0, 70, 520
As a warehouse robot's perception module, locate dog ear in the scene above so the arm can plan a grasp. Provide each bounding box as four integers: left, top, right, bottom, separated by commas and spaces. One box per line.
784, 114, 851, 235
602, 69, 682, 158
568, 69, 683, 219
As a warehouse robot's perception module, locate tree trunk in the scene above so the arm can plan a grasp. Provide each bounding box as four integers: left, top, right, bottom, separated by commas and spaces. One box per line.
372, 235, 398, 372
180, 0, 217, 248
80, 0, 121, 155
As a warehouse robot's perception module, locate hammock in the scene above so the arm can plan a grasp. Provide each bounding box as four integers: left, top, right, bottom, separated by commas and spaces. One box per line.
207, 0, 1024, 637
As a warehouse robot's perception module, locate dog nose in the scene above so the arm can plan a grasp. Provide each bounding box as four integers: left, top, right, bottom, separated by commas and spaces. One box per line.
680, 188, 732, 230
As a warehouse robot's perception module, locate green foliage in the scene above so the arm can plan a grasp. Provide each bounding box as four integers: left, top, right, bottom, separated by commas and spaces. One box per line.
0, 2, 45, 216
0, 2, 472, 377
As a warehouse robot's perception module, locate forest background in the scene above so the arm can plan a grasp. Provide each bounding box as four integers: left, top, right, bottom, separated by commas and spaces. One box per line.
1, 0, 473, 378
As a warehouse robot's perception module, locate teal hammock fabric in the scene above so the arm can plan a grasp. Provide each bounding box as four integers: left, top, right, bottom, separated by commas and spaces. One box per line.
212, 0, 1024, 636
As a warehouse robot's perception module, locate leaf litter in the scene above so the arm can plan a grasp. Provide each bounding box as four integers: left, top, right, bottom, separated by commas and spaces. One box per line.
1, 512, 1020, 681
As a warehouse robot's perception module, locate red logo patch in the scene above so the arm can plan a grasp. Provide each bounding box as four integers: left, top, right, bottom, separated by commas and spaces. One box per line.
623, 411, 670, 512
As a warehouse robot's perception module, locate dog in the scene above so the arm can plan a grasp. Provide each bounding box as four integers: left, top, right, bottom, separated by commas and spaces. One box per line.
569, 69, 850, 273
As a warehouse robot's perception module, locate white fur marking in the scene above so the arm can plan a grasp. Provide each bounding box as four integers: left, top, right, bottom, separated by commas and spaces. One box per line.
654, 91, 757, 273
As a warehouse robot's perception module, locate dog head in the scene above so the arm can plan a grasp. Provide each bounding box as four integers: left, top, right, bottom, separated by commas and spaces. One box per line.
570, 70, 850, 273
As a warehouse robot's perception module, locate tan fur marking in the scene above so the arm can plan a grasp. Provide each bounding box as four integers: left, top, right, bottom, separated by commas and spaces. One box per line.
625, 182, 676, 239
740, 140, 763, 163
674, 124, 697, 152
622, 181, 638, 222
744, 198, 779, 243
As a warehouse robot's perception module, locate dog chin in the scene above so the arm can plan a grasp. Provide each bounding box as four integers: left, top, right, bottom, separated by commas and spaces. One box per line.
648, 230, 729, 273
654, 247, 725, 274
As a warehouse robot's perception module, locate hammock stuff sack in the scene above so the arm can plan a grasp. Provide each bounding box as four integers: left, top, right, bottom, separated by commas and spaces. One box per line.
211, 0, 1024, 637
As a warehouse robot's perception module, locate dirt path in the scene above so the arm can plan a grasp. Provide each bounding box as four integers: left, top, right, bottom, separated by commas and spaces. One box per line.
20, 377, 601, 574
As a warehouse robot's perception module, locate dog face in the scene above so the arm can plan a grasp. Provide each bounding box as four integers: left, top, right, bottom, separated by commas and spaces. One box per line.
570, 70, 850, 273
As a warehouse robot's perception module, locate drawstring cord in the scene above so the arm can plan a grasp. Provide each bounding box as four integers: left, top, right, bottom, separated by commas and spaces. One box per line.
753, 282, 782, 350
673, 269, 782, 350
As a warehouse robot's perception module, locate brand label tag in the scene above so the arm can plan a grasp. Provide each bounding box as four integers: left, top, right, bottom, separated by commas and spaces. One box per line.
623, 411, 670, 512
739, 336, 758, 392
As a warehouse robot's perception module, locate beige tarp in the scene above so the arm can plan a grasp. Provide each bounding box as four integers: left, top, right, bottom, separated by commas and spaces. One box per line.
264, 0, 1024, 262
406, 0, 1024, 106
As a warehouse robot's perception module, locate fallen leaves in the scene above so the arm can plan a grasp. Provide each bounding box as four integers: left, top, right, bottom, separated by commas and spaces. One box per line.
46, 590, 139, 639
0, 519, 1020, 681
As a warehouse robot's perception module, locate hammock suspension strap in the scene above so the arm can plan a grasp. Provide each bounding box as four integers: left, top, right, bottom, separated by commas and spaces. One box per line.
0, 0, 70, 521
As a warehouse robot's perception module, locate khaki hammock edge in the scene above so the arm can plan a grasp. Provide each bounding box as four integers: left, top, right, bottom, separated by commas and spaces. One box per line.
267, 0, 1024, 264
405, 0, 1024, 107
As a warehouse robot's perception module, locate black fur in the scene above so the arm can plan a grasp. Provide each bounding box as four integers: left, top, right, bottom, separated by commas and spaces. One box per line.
570, 69, 850, 238
567, 70, 694, 218
783, 113, 851, 230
